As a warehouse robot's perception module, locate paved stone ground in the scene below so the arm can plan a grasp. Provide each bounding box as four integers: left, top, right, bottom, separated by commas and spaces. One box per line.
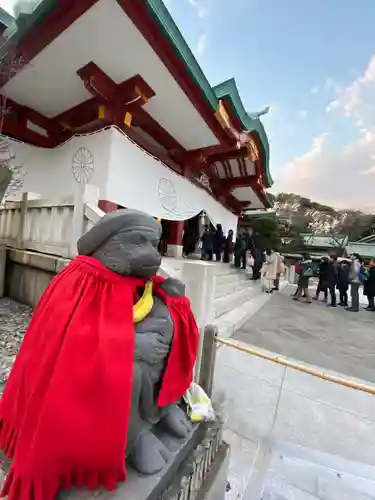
233, 285, 375, 384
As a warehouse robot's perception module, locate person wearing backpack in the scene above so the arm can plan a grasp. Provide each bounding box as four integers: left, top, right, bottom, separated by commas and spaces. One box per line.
346, 253, 364, 312
293, 253, 313, 303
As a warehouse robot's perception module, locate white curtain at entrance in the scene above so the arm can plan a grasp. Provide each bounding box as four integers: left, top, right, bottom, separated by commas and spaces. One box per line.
106, 128, 238, 236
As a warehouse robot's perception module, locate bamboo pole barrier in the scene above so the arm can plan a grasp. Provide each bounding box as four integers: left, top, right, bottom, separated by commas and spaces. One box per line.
215, 336, 375, 396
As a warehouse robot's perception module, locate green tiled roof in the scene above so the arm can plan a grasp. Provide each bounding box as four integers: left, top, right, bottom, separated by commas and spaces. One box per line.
6, 0, 273, 188
346, 243, 375, 258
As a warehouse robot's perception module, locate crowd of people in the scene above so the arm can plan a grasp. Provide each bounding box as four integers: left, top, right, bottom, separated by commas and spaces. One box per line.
293, 253, 375, 312
191, 224, 375, 311
193, 225, 284, 292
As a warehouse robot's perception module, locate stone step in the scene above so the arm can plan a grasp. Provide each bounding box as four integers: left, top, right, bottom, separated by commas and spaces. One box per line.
215, 276, 255, 299
215, 269, 250, 285
213, 283, 261, 319
262, 476, 319, 500
318, 477, 374, 500
213, 291, 269, 340
266, 447, 375, 499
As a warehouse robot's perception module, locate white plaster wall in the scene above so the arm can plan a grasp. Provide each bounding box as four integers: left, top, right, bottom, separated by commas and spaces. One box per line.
6, 129, 112, 200
106, 128, 238, 235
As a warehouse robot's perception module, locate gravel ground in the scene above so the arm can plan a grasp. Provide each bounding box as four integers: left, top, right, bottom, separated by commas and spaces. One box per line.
0, 298, 32, 484
0, 298, 32, 392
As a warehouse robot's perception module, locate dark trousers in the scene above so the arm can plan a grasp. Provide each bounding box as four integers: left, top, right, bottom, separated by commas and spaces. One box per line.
223, 251, 231, 263
329, 285, 336, 306
241, 253, 246, 269
315, 282, 328, 300
215, 251, 221, 262
252, 263, 261, 280
350, 283, 360, 311
274, 274, 280, 290
367, 296, 375, 310
339, 288, 348, 306
202, 249, 213, 261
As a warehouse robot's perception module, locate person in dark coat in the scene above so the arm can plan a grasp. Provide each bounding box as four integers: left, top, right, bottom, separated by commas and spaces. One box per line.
213, 224, 225, 262
200, 226, 214, 261
249, 232, 264, 280
364, 259, 375, 311
337, 260, 350, 306
223, 229, 234, 263
234, 233, 246, 268
325, 255, 339, 307
313, 257, 329, 302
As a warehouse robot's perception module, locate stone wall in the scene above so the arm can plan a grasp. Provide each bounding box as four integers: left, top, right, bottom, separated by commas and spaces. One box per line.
4, 248, 69, 307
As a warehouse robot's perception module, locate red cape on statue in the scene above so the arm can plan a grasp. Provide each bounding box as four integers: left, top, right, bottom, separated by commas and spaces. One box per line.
0, 256, 199, 500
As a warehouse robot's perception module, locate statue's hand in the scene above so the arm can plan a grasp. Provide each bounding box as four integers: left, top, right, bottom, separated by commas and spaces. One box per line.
135, 333, 170, 365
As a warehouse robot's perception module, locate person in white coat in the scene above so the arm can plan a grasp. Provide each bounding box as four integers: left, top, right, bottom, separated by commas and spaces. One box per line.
262, 249, 279, 293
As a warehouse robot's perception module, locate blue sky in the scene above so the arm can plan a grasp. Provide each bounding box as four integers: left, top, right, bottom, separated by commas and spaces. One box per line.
165, 0, 375, 211
2, 0, 375, 210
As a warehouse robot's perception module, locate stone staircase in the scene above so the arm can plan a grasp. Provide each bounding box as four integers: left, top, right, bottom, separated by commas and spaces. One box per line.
260, 444, 375, 500
161, 258, 268, 339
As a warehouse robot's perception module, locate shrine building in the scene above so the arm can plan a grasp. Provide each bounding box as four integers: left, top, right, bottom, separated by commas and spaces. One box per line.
0, 0, 273, 257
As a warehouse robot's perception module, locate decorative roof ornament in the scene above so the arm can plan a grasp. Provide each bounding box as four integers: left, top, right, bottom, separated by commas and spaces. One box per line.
248, 106, 270, 120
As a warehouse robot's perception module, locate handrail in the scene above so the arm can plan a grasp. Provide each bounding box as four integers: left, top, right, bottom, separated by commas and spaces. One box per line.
215, 336, 375, 396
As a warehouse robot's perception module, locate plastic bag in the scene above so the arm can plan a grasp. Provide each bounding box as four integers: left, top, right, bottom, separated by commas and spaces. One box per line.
183, 382, 216, 423
247, 252, 254, 267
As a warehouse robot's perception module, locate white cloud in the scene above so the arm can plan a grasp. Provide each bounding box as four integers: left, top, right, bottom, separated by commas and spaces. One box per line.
195, 33, 207, 56
275, 54, 375, 211
311, 86, 319, 95
325, 99, 339, 113
325, 54, 375, 126
188, 0, 208, 18
274, 131, 375, 211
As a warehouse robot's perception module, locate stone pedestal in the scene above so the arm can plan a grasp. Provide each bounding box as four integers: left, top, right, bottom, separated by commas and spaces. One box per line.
167, 244, 183, 258
61, 423, 227, 500
181, 261, 216, 381
167, 221, 184, 258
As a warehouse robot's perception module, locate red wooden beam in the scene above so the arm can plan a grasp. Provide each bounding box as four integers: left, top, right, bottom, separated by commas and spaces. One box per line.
116, 0, 235, 148
2, 116, 52, 147
53, 98, 98, 130
207, 146, 248, 164
74, 63, 185, 152
77, 62, 118, 101
216, 175, 258, 190
5, 97, 60, 137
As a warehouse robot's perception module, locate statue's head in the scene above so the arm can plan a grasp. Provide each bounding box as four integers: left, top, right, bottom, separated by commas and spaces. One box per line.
77, 209, 162, 278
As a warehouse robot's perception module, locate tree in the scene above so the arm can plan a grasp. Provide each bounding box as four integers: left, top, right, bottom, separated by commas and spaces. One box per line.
252, 216, 281, 251
0, 35, 28, 204
273, 192, 373, 254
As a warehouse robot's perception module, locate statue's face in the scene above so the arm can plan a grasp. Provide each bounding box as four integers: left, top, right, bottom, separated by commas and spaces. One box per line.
81, 210, 162, 278
118, 222, 162, 278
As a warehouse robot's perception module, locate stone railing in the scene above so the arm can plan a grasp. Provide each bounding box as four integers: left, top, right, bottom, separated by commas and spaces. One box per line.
0, 185, 104, 259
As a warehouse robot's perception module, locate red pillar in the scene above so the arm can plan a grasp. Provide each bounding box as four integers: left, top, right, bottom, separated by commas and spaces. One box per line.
167, 220, 184, 257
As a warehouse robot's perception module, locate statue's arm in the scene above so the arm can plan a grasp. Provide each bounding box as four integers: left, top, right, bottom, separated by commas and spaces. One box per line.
159, 278, 186, 297
134, 298, 173, 365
